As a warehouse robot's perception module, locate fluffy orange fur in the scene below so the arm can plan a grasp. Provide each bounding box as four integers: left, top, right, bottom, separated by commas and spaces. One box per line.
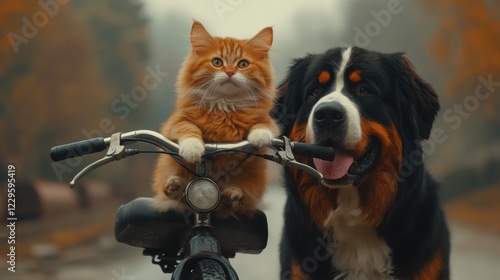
152, 21, 279, 218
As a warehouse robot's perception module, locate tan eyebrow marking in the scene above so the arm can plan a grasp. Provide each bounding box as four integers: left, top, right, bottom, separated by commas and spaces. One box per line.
349, 69, 362, 83
318, 71, 331, 84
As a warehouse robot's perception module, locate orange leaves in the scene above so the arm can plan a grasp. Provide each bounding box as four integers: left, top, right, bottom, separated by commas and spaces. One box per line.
0, 0, 110, 172
429, 32, 451, 66
0, 0, 151, 188
423, 0, 499, 117
0, 1, 36, 66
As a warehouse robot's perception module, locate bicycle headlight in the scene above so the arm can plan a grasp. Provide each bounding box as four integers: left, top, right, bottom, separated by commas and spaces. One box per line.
185, 178, 220, 213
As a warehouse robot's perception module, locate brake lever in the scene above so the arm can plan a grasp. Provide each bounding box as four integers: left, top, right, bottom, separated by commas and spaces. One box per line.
69, 133, 138, 188
275, 137, 324, 181
69, 156, 115, 188
285, 160, 324, 181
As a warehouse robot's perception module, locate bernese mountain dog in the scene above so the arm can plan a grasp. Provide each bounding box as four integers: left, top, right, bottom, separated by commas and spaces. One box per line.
274, 47, 450, 280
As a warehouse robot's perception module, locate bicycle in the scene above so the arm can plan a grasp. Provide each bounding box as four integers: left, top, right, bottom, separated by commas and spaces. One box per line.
50, 130, 335, 279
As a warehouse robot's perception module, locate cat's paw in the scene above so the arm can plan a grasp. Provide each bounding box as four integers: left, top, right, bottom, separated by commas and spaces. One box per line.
179, 137, 204, 163
221, 186, 243, 209
163, 175, 185, 200
248, 128, 274, 148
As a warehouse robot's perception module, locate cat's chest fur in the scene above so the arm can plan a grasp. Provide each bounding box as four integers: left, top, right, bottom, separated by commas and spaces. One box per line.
192, 108, 259, 142
196, 88, 259, 112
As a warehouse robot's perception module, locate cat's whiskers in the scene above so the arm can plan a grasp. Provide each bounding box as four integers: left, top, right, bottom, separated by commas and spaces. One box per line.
244, 79, 273, 101
199, 80, 220, 109
239, 82, 260, 108
182, 75, 215, 101
181, 74, 272, 113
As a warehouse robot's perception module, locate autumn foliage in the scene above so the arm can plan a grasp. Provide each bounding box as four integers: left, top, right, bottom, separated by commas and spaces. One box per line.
424, 0, 499, 116
0, 0, 149, 181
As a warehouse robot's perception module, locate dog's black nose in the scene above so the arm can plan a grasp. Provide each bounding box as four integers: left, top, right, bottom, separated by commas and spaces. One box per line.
314, 102, 345, 127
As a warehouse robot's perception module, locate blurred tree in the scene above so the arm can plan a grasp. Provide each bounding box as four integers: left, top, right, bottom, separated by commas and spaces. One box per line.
69, 0, 152, 195
0, 1, 38, 119
0, 1, 152, 191
70, 0, 150, 125
146, 13, 190, 129
415, 0, 500, 173
423, 0, 500, 116
0, 1, 112, 176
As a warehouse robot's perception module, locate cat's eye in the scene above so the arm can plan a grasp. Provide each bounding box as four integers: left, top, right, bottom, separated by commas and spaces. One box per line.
359, 86, 370, 95
212, 58, 223, 68
237, 60, 249, 69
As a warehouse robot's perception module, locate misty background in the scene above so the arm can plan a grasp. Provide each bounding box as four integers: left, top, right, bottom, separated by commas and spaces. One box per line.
0, 0, 499, 279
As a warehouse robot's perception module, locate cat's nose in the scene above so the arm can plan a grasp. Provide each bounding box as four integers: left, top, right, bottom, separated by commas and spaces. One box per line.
226, 70, 235, 77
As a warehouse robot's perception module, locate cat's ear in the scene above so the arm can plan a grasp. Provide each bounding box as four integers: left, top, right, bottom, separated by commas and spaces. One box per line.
248, 27, 273, 58
190, 20, 216, 55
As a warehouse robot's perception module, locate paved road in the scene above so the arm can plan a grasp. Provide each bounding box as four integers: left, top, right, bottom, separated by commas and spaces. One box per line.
3, 187, 500, 280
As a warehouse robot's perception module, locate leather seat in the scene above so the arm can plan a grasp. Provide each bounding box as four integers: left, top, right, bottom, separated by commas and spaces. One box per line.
114, 197, 268, 257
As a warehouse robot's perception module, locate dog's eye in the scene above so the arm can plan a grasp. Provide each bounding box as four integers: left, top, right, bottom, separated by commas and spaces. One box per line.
310, 88, 321, 98
359, 86, 370, 95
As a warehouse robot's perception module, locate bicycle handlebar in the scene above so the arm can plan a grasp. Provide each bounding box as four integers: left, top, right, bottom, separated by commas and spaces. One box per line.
50, 130, 335, 162
50, 137, 107, 162
291, 142, 334, 161
50, 130, 335, 187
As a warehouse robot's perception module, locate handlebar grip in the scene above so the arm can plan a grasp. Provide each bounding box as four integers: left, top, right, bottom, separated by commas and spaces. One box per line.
50, 137, 107, 162
292, 142, 335, 161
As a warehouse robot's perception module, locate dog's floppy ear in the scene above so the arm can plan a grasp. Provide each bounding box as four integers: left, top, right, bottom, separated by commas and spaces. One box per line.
274, 56, 313, 136
385, 53, 440, 140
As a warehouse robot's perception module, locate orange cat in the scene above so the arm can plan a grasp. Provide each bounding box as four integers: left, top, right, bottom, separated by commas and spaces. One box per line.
152, 21, 279, 218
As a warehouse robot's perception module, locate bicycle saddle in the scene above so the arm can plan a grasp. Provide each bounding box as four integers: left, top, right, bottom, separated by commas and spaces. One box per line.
114, 197, 268, 257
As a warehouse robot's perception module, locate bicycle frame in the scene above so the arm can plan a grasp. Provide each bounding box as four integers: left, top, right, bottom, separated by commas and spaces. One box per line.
171, 155, 239, 279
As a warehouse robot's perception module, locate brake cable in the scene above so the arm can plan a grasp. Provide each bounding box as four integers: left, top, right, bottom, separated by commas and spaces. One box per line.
127, 138, 265, 181
212, 151, 255, 183
127, 137, 199, 177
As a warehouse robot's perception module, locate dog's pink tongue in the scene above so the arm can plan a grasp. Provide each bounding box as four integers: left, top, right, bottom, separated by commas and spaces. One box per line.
313, 151, 354, 180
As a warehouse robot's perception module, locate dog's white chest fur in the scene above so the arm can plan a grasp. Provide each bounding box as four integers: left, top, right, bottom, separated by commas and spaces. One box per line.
324, 188, 393, 280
